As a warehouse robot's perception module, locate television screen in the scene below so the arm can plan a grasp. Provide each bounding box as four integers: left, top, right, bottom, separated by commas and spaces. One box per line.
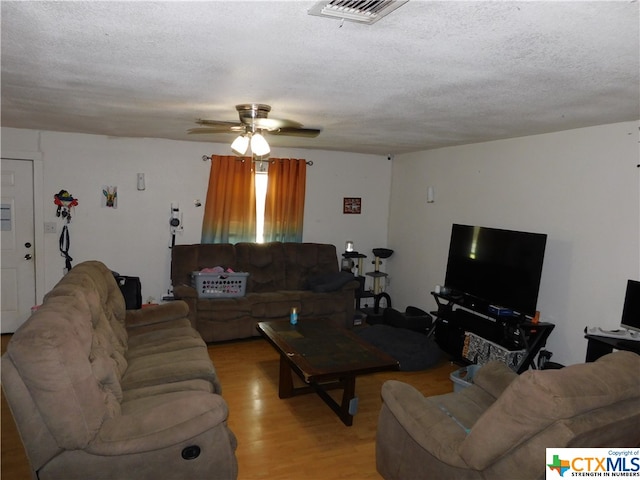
620, 279, 640, 333
444, 224, 547, 317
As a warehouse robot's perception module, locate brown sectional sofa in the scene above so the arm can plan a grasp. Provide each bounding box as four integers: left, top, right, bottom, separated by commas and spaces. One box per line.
171, 242, 359, 342
376, 351, 640, 480
1, 260, 238, 480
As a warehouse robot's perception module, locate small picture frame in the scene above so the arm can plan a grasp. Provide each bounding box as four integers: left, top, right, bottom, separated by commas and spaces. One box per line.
343, 197, 361, 214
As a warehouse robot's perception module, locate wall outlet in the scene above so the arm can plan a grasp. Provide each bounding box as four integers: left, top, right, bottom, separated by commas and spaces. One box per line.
44, 222, 57, 234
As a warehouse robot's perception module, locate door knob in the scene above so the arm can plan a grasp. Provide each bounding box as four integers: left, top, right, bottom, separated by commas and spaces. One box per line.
24, 254, 33, 260
25, 242, 32, 248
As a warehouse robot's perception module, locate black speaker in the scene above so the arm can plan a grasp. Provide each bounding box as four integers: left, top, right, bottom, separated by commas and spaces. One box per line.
434, 318, 466, 357
115, 275, 142, 309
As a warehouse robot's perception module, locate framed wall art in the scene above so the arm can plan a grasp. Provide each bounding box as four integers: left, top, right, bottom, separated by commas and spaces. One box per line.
343, 197, 361, 214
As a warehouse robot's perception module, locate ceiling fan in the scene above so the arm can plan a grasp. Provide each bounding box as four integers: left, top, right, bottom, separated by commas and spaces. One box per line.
189, 104, 321, 157
188, 104, 321, 138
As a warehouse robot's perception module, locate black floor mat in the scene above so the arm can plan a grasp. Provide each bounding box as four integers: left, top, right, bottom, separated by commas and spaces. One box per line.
356, 324, 442, 371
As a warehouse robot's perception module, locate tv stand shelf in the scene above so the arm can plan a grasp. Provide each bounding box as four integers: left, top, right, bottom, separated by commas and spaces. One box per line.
584, 335, 640, 362
431, 292, 554, 373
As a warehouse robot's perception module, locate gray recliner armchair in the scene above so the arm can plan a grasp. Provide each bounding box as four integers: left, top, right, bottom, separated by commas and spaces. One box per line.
376, 351, 640, 480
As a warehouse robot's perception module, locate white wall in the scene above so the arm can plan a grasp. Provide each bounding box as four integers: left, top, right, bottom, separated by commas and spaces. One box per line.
1, 127, 391, 304
387, 121, 640, 367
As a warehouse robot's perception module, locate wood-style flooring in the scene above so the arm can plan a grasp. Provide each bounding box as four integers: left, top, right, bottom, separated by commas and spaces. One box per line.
1, 333, 457, 479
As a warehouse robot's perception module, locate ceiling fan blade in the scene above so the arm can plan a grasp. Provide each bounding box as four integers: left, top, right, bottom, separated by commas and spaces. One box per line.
252, 118, 303, 130
269, 127, 322, 138
196, 119, 243, 127
188, 126, 245, 135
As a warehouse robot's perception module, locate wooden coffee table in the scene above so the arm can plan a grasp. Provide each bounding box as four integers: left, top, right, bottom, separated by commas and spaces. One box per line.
256, 318, 399, 426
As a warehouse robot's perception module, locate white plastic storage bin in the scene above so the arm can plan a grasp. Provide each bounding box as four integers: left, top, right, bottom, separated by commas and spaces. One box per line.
450, 364, 481, 392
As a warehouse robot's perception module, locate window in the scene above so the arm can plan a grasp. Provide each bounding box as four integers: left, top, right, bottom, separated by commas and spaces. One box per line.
201, 155, 307, 244
255, 169, 268, 243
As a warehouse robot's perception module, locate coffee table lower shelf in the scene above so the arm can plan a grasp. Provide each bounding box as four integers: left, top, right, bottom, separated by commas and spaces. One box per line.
278, 355, 360, 426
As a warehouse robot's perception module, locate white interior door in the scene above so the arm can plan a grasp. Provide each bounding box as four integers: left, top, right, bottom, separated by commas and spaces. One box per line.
1, 159, 36, 333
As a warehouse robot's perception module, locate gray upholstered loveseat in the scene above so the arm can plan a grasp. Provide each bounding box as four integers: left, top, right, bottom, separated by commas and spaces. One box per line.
1, 261, 238, 480
376, 351, 640, 480
171, 242, 359, 342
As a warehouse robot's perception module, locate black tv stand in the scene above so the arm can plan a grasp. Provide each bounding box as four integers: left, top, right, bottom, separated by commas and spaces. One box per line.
431, 292, 555, 373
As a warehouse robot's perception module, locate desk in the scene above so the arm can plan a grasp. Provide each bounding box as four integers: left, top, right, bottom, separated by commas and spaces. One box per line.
585, 334, 640, 362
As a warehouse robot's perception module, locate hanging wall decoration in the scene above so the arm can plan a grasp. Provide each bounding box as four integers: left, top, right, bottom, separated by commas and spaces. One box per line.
54, 190, 78, 223
102, 186, 118, 208
53, 189, 78, 273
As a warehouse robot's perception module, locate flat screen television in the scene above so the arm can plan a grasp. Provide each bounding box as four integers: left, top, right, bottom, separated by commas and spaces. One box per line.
444, 224, 547, 317
620, 279, 640, 333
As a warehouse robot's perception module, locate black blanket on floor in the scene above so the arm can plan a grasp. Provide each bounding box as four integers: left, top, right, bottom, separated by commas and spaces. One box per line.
356, 324, 442, 371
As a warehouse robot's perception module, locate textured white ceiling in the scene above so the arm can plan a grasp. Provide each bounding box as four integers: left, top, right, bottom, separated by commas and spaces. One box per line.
1, 1, 638, 155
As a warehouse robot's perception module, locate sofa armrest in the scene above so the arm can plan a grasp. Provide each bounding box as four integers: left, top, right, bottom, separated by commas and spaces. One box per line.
173, 284, 197, 299
125, 301, 190, 329
88, 391, 230, 455
472, 361, 518, 400
379, 380, 470, 468
341, 279, 360, 291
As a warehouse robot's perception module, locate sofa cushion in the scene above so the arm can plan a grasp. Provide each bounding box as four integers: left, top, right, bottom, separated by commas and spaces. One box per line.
196, 315, 257, 343
379, 380, 475, 468
419, 362, 516, 438
196, 297, 251, 318
249, 292, 296, 318
89, 341, 124, 403
122, 378, 214, 402
122, 347, 221, 393
472, 360, 518, 399
89, 390, 231, 454
126, 317, 192, 336
125, 301, 190, 329
126, 327, 206, 358
236, 242, 287, 292
283, 243, 342, 290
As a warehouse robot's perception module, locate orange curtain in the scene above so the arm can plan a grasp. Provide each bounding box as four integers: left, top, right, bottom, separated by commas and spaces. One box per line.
201, 155, 256, 244
263, 158, 306, 243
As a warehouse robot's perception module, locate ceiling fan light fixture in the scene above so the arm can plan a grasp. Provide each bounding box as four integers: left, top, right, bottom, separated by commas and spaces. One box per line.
231, 134, 249, 155
250, 132, 270, 156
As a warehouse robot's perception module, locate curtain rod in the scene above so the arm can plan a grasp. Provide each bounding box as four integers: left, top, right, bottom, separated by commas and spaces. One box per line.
201, 155, 313, 166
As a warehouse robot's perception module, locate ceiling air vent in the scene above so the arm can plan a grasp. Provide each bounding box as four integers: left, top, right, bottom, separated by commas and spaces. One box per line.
308, 0, 408, 25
